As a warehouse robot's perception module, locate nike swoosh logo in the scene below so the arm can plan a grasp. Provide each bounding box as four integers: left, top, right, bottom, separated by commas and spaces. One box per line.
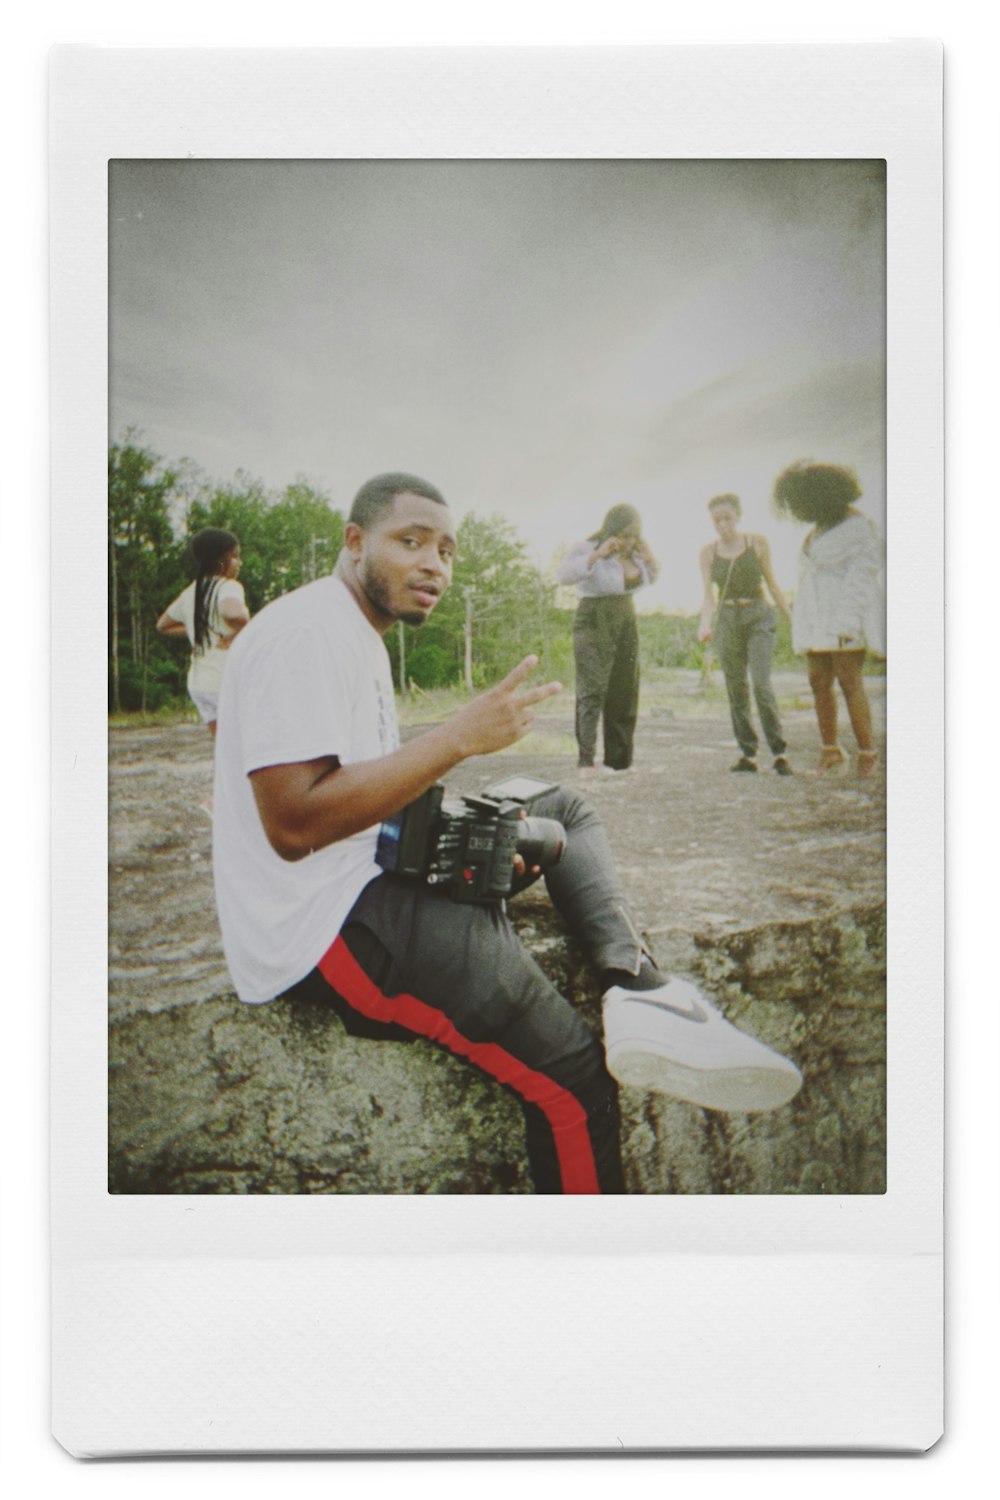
619, 991, 711, 1024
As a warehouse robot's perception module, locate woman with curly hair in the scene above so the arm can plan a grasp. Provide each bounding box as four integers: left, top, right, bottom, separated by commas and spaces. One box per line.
558, 504, 659, 778
773, 461, 885, 778
157, 527, 251, 740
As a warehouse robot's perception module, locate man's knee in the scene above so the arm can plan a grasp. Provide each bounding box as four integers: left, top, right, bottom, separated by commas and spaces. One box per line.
536, 783, 600, 830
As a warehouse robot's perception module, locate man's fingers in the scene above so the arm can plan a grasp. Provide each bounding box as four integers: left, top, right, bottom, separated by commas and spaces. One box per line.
496, 654, 539, 691
517, 679, 562, 707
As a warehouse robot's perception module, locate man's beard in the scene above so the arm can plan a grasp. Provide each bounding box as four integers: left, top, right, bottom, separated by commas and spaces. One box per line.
358, 558, 431, 628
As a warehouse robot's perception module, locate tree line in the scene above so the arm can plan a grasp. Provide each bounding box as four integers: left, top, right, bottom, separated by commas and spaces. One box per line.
109, 435, 801, 715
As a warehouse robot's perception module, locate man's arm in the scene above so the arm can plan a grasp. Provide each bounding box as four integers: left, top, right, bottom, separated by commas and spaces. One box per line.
250, 655, 562, 861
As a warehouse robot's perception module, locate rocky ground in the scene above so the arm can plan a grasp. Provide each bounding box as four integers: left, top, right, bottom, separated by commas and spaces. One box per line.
109, 673, 886, 1195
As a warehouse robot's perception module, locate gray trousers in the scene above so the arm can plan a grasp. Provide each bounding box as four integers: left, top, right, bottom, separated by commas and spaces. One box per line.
572, 595, 640, 769
715, 601, 787, 759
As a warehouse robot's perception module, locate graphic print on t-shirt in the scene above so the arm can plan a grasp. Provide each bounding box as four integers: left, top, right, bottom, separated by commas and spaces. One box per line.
375, 674, 400, 755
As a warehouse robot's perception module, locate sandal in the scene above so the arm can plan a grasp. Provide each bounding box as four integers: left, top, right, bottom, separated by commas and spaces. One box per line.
808, 745, 847, 779
857, 750, 879, 779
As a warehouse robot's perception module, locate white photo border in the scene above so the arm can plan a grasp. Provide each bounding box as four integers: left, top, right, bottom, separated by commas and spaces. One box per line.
51, 43, 942, 1455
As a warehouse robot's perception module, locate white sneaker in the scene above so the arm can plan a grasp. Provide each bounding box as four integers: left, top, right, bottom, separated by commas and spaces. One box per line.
602, 977, 802, 1112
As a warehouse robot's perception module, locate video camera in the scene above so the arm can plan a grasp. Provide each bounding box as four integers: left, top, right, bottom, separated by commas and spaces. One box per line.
375, 775, 566, 906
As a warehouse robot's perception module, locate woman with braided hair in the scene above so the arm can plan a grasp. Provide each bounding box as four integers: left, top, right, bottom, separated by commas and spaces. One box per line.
157, 528, 250, 740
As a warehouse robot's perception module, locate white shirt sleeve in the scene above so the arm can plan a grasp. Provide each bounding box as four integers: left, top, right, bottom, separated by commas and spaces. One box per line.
233, 624, 358, 775
557, 540, 596, 585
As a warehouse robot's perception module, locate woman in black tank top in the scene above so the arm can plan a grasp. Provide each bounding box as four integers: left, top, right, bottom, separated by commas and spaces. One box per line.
698, 493, 793, 774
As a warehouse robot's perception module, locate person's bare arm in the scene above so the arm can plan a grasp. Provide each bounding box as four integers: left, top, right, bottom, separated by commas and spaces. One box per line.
753, 535, 792, 624
634, 537, 660, 582
250, 655, 562, 861
156, 609, 187, 638
217, 595, 251, 649
697, 544, 716, 641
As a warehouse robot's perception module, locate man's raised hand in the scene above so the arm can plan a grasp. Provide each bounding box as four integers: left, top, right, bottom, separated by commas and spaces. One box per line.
450, 654, 562, 758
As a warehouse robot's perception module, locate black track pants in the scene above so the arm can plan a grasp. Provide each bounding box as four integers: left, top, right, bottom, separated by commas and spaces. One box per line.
280, 787, 648, 1194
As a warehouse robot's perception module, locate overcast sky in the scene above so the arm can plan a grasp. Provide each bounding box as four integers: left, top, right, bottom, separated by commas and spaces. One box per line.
110, 158, 885, 610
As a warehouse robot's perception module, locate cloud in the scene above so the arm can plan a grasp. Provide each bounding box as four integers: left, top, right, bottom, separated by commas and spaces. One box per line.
638, 355, 885, 475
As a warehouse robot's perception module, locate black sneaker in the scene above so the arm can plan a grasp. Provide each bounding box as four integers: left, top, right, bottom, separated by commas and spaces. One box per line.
773, 756, 793, 776
730, 756, 758, 773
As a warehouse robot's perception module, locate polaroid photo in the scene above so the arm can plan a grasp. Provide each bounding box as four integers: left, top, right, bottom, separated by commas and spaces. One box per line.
50, 43, 943, 1455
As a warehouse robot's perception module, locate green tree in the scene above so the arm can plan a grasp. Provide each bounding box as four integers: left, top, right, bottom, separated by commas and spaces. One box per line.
184, 473, 274, 613
186, 474, 343, 614
387, 512, 559, 692
108, 436, 186, 712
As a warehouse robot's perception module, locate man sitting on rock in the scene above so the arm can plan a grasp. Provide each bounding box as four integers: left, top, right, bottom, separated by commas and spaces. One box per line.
212, 472, 801, 1194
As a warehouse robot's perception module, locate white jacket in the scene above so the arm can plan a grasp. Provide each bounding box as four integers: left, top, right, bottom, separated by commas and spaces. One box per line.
792, 513, 885, 655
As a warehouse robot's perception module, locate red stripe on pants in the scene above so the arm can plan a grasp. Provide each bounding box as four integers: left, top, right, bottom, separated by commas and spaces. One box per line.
318, 935, 601, 1194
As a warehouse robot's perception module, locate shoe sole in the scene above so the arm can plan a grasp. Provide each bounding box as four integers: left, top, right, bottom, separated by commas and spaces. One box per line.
605, 1040, 802, 1112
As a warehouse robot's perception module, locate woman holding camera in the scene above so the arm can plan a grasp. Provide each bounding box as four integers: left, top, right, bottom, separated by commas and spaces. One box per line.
558, 504, 659, 778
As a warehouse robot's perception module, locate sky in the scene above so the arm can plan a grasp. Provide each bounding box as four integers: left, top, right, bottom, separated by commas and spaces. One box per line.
109, 157, 885, 611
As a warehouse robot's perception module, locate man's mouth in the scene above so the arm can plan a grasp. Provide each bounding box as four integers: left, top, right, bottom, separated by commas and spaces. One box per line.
409, 586, 440, 610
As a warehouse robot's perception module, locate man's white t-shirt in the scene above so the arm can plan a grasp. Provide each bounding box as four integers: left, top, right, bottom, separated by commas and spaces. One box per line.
165, 577, 248, 695
212, 574, 398, 1004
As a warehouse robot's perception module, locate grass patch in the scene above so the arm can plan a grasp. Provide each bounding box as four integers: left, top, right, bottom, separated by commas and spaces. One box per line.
490, 731, 578, 757
109, 704, 200, 730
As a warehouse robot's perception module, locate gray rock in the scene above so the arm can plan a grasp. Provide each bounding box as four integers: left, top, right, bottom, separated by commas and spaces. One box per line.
109, 691, 886, 1195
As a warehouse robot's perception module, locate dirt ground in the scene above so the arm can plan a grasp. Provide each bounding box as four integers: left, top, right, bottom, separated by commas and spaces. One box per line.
108, 671, 887, 1195
109, 671, 886, 1021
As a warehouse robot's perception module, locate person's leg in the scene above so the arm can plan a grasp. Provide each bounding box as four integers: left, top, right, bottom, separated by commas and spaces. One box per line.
805, 652, 845, 773
716, 611, 758, 761
601, 608, 640, 770
572, 602, 616, 769
306, 877, 624, 1194
510, 784, 652, 979
746, 606, 787, 758
832, 650, 876, 773
832, 651, 874, 750
190, 689, 219, 744
505, 787, 803, 1115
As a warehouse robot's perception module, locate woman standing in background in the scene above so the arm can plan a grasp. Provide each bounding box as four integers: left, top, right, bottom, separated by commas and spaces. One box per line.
773, 461, 885, 778
157, 528, 250, 741
558, 504, 659, 779
698, 494, 793, 776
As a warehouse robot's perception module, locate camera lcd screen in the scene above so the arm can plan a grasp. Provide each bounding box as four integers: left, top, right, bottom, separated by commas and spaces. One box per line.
484, 776, 557, 804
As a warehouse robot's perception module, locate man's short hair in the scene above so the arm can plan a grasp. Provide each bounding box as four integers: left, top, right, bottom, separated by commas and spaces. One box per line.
349, 472, 447, 529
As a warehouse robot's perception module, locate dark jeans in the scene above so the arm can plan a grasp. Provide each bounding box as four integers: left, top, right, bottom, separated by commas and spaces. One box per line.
573, 595, 640, 769
715, 602, 787, 759
283, 787, 648, 1195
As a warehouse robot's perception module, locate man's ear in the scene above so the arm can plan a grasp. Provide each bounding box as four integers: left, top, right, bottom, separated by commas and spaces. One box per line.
344, 521, 364, 558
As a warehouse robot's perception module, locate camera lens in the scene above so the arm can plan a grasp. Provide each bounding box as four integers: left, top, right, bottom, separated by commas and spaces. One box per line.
516, 817, 566, 872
